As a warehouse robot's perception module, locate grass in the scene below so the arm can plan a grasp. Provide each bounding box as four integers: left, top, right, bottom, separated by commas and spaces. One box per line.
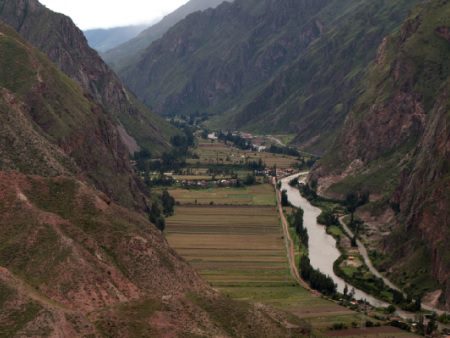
169, 184, 276, 206
95, 298, 162, 338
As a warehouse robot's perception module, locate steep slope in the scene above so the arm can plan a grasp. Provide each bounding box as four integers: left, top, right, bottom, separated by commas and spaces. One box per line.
85, 24, 148, 53
221, 0, 422, 153
0, 22, 307, 338
0, 22, 141, 209
118, 0, 419, 154
312, 0, 450, 310
103, 0, 229, 72
0, 0, 176, 155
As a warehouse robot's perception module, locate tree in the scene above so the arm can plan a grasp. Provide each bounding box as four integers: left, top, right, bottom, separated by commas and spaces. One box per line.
426, 318, 437, 335
345, 192, 359, 224
281, 190, 289, 207
392, 290, 404, 304
149, 203, 165, 231
317, 209, 339, 227
161, 190, 175, 216
244, 174, 256, 186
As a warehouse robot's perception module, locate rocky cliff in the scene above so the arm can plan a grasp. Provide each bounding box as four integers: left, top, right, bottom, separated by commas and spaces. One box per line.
313, 0, 450, 310
0, 0, 176, 155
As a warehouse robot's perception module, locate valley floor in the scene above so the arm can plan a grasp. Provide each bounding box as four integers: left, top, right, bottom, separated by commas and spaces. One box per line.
166, 183, 415, 337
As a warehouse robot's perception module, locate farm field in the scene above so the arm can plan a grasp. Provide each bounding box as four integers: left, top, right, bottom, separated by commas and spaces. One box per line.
166, 201, 409, 336
167, 205, 289, 286
169, 184, 276, 206
187, 139, 298, 169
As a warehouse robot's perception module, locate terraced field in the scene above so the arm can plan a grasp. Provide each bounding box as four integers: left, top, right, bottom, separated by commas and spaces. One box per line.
169, 184, 276, 206
167, 205, 289, 286
166, 185, 415, 336
187, 139, 298, 169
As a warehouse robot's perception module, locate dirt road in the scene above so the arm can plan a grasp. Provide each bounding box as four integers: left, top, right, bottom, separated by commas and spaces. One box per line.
274, 178, 312, 291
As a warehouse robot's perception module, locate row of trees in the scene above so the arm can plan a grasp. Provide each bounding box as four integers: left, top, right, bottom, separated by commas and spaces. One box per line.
218, 131, 252, 150
268, 144, 300, 157
291, 208, 308, 248
300, 256, 337, 296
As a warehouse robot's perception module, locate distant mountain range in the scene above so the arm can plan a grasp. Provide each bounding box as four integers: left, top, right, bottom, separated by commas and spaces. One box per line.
84, 24, 148, 52
117, 0, 420, 154
103, 0, 230, 72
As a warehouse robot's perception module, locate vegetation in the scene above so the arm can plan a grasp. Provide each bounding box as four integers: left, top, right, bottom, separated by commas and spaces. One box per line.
281, 190, 289, 207
289, 208, 308, 248
300, 256, 337, 296
317, 209, 339, 228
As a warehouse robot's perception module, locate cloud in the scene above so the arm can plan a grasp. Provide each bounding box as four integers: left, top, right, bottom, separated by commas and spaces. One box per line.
39, 0, 189, 30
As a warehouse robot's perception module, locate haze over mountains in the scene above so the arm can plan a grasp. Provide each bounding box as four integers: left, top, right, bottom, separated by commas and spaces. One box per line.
85, 24, 149, 52
103, 0, 230, 72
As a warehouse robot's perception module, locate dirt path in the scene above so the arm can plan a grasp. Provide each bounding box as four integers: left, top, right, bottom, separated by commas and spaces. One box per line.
339, 216, 449, 316
273, 178, 312, 291
339, 216, 401, 292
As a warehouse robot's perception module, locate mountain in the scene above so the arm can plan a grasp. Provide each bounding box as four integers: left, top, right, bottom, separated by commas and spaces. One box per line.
117, 0, 420, 154
0, 14, 307, 338
311, 0, 450, 310
103, 0, 229, 72
85, 24, 148, 52
0, 0, 176, 156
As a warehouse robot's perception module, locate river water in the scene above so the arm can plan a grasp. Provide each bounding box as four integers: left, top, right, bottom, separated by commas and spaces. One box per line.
280, 173, 388, 308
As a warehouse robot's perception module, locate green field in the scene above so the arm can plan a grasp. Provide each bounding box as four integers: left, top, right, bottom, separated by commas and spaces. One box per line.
167, 205, 289, 286
169, 184, 276, 206
188, 139, 298, 169
165, 201, 408, 336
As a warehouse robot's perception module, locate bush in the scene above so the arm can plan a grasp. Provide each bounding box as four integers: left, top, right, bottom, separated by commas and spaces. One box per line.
331, 323, 347, 330
317, 209, 339, 227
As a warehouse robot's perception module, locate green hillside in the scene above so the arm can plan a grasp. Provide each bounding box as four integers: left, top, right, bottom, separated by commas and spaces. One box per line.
0, 0, 177, 155
313, 0, 450, 309
118, 0, 420, 153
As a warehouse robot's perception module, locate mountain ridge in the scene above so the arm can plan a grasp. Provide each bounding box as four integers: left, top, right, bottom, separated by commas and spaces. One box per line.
85, 24, 148, 52
116, 0, 421, 154
103, 0, 229, 72
0, 0, 176, 156
311, 0, 450, 310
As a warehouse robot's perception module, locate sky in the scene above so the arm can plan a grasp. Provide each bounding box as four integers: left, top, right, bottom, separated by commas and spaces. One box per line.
39, 0, 189, 30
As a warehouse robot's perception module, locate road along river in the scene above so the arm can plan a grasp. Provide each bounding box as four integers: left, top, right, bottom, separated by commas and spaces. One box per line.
280, 173, 388, 308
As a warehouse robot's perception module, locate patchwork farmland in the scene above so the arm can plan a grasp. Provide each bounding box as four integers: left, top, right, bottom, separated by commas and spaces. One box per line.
166, 183, 413, 336
187, 139, 298, 169
169, 184, 276, 206
167, 205, 289, 286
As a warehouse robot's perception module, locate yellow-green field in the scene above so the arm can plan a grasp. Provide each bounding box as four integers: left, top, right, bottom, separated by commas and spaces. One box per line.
167, 205, 289, 286
169, 184, 276, 206
188, 139, 298, 169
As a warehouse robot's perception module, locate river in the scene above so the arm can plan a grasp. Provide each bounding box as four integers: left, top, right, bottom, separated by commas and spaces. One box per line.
280, 173, 388, 308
